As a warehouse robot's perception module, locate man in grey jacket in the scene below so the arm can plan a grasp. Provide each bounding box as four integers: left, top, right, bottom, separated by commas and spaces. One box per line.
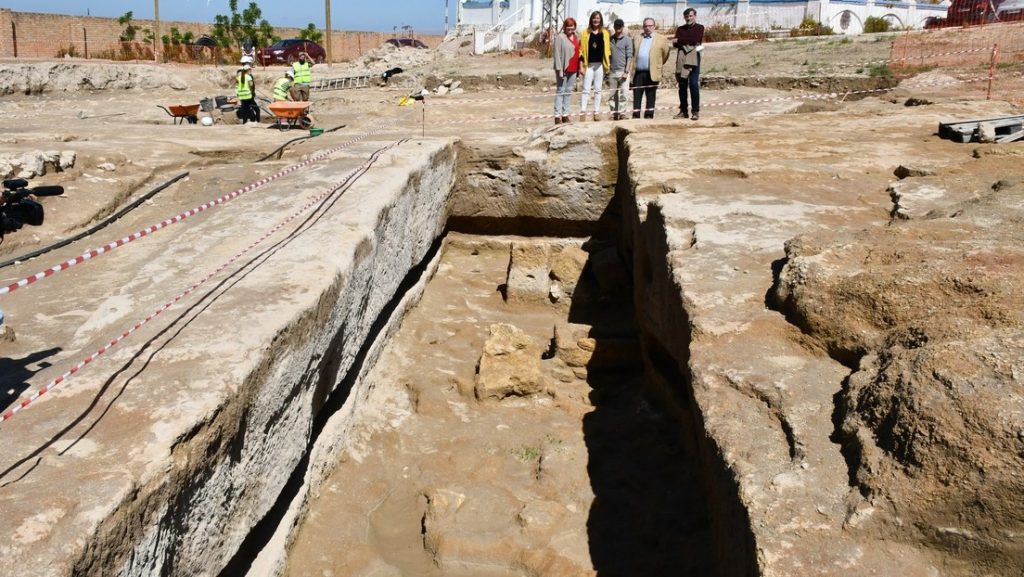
608, 19, 633, 120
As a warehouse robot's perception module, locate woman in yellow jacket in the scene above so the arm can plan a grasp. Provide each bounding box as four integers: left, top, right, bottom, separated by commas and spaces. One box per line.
579, 11, 611, 121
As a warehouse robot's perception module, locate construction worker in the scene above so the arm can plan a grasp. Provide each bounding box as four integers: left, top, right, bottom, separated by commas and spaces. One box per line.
273, 69, 295, 101
291, 51, 313, 101
235, 64, 260, 124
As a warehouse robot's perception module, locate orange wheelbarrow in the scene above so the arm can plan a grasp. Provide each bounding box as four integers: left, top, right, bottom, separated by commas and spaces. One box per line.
267, 101, 314, 130
157, 104, 200, 125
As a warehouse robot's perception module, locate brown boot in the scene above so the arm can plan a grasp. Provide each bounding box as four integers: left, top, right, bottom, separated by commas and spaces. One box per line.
555, 116, 562, 125
562, 116, 571, 124
593, 113, 600, 121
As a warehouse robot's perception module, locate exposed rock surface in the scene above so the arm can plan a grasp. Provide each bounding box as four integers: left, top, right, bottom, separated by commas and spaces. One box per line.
0, 63, 190, 95
475, 323, 547, 400
504, 240, 588, 307
0, 140, 456, 577
0, 150, 76, 179
773, 180, 1024, 574
622, 95, 1022, 576
278, 238, 712, 577
448, 125, 617, 233
2, 28, 1023, 577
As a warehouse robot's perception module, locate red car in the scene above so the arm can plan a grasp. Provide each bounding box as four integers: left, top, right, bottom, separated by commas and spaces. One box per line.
256, 39, 326, 65
385, 38, 428, 49
945, 0, 1004, 25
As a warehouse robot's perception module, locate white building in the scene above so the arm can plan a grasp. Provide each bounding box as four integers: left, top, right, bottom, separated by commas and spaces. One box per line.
458, 0, 949, 51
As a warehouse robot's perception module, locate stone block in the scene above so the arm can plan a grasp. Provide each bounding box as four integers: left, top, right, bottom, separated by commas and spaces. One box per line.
475, 323, 546, 400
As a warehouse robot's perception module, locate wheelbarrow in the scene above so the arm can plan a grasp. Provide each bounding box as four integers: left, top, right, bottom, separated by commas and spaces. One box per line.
267, 101, 314, 130
157, 104, 200, 125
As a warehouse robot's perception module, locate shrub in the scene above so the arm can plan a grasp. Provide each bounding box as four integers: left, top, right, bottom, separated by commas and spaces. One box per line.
704, 23, 735, 42
868, 62, 892, 76
702, 23, 767, 42
864, 16, 892, 33
790, 17, 834, 37
56, 45, 79, 58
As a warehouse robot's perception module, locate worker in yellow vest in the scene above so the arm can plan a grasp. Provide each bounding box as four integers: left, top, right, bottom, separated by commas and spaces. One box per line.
291, 52, 313, 101
273, 69, 295, 101
235, 64, 260, 124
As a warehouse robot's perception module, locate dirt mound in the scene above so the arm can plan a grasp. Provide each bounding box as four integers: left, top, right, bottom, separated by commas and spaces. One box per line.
0, 62, 197, 95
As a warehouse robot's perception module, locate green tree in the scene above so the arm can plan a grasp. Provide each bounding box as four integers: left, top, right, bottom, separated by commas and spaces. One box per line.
298, 23, 323, 43
211, 0, 277, 49
118, 11, 138, 42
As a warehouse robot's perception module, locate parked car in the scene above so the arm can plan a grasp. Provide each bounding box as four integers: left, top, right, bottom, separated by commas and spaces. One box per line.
256, 39, 326, 65
385, 38, 428, 49
996, 0, 1024, 20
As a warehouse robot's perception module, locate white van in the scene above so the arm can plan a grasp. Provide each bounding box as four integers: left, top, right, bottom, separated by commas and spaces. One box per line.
996, 0, 1024, 20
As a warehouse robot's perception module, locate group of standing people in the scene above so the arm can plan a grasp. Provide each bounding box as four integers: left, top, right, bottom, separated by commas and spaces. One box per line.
552, 10, 705, 123
234, 51, 315, 125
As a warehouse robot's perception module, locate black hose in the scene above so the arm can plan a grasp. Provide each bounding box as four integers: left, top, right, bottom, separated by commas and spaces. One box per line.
256, 124, 347, 163
0, 172, 190, 270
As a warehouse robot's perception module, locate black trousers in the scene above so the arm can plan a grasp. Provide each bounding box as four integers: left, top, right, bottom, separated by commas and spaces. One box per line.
236, 98, 260, 124
632, 69, 658, 118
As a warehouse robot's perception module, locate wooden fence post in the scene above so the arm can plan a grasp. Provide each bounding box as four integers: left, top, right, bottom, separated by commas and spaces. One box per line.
986, 43, 999, 100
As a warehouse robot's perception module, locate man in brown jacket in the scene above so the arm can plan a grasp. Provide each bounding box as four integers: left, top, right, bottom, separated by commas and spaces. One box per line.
629, 17, 671, 119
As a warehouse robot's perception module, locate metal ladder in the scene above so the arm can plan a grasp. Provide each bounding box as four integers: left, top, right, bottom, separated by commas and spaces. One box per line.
310, 75, 373, 92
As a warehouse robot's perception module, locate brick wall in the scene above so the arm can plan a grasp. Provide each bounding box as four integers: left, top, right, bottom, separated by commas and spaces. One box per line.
0, 9, 442, 62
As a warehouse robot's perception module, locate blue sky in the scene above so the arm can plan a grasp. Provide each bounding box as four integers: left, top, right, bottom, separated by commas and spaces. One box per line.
0, 1, 457, 34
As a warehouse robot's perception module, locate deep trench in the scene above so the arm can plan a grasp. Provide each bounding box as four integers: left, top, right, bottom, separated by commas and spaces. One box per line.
221, 135, 752, 577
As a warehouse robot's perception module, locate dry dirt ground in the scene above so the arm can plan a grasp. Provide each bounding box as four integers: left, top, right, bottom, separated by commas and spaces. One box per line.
1, 26, 1023, 577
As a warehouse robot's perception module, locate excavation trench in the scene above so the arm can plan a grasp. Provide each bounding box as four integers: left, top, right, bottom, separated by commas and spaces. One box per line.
218, 129, 739, 577
0, 131, 746, 577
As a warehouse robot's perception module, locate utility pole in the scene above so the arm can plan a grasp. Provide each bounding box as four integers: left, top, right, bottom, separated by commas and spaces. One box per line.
153, 0, 160, 62
445, 0, 450, 35
542, 0, 566, 40
325, 0, 332, 63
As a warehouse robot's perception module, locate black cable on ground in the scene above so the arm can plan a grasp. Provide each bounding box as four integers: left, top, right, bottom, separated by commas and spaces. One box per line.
256, 124, 347, 163
0, 172, 190, 270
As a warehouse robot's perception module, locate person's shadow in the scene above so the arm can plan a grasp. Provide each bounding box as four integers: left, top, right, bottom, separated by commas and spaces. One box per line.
0, 347, 61, 411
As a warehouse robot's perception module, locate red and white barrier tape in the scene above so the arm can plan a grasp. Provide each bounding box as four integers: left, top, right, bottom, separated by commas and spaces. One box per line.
0, 140, 407, 425
406, 72, 988, 127
0, 121, 398, 298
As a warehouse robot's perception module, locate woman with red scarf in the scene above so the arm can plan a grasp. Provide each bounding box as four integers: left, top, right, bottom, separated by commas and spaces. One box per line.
552, 18, 580, 125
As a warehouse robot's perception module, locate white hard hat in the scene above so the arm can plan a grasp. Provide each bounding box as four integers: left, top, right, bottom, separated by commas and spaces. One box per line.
200, 116, 214, 126
285, 69, 294, 78
240, 55, 254, 64
242, 64, 251, 71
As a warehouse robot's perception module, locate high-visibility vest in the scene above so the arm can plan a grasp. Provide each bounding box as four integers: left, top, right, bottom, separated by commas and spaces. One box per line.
292, 61, 312, 84
236, 73, 253, 100
273, 77, 292, 100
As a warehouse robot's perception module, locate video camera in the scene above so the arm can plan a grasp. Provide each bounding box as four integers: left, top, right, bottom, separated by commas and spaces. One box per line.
1, 178, 64, 239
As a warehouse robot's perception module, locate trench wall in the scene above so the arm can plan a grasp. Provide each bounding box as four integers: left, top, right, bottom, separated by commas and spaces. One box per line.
0, 140, 456, 577
109, 141, 456, 577
443, 124, 757, 576
615, 130, 759, 577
